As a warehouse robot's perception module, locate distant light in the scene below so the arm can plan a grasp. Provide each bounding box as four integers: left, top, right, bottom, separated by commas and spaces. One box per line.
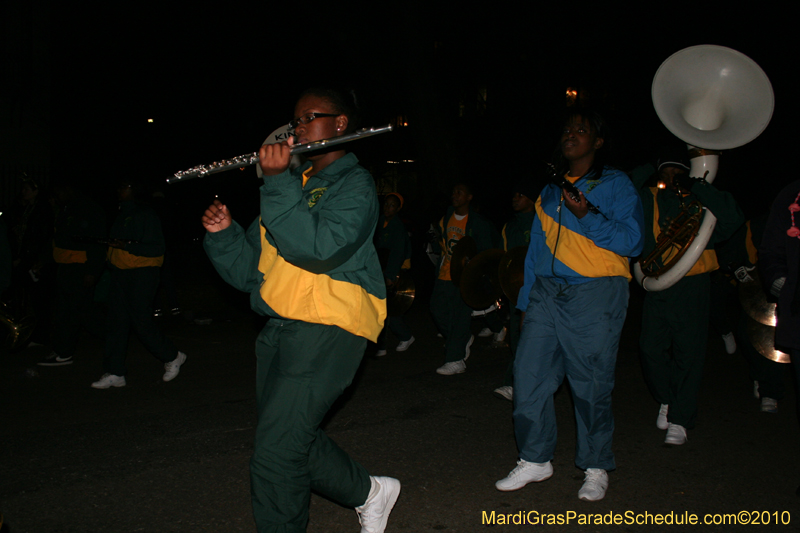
147, 118, 154, 123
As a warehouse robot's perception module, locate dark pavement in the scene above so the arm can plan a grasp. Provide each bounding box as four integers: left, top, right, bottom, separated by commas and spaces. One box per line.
2, 250, 799, 532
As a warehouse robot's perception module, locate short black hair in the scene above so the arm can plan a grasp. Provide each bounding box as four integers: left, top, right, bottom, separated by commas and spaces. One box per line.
297, 88, 361, 133
552, 107, 609, 179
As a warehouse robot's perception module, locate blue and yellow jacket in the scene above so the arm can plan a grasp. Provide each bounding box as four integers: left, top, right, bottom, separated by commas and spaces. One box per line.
517, 167, 645, 311
204, 153, 387, 342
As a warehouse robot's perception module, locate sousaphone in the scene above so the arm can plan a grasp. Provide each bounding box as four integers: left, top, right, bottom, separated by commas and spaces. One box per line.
634, 45, 774, 291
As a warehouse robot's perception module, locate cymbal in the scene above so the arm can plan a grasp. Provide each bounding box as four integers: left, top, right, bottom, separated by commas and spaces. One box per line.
460, 248, 505, 309
738, 269, 776, 326
449, 236, 476, 287
745, 315, 790, 363
387, 270, 415, 317
499, 246, 528, 306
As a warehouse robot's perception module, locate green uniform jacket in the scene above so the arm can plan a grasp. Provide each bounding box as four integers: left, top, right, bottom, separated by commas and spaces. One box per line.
204, 153, 387, 342
502, 211, 535, 251
107, 200, 165, 269
52, 193, 107, 277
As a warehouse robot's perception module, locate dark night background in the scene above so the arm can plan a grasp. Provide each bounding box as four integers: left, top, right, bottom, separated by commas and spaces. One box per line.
3, 4, 800, 532
3, 3, 792, 239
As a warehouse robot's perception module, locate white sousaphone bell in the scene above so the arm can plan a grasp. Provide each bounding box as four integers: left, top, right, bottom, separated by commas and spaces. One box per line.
633, 44, 774, 291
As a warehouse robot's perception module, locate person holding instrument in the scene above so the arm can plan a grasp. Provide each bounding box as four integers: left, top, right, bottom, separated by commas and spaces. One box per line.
202, 88, 400, 533
496, 109, 644, 502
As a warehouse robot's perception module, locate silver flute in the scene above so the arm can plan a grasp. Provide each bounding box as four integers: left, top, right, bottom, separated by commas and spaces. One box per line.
167, 124, 394, 184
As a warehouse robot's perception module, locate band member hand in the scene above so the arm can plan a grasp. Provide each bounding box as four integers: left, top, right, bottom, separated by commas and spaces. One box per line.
562, 188, 590, 219
258, 136, 294, 176
202, 200, 232, 233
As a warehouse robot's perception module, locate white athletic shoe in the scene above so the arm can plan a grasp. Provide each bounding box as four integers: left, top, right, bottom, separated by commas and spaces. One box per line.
91, 373, 126, 389
478, 327, 493, 337
656, 404, 669, 430
578, 469, 608, 501
163, 351, 186, 382
493, 327, 507, 343
436, 360, 466, 375
395, 337, 415, 352
495, 460, 553, 491
356, 476, 401, 533
665, 423, 687, 445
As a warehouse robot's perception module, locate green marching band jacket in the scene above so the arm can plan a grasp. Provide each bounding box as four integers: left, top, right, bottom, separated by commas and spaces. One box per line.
204, 153, 387, 343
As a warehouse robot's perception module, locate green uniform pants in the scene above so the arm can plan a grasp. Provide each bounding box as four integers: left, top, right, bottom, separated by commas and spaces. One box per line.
103, 267, 177, 376
430, 279, 473, 363
640, 274, 710, 429
251, 319, 371, 532
53, 263, 103, 357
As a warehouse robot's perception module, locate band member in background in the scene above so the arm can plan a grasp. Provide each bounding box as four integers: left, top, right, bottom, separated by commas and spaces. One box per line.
203, 88, 399, 533
91, 180, 187, 389
496, 109, 643, 502
40, 181, 106, 366
430, 182, 501, 375
715, 215, 785, 413
493, 179, 537, 402
375, 192, 414, 356
759, 180, 800, 423
632, 148, 743, 445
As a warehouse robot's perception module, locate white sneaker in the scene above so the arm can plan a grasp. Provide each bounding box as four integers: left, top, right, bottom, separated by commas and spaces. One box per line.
721, 332, 737, 354
376, 349, 388, 357
578, 469, 608, 501
493, 327, 507, 343
436, 360, 466, 375
478, 327, 493, 337
163, 351, 186, 382
91, 373, 126, 389
665, 423, 687, 445
761, 397, 778, 413
493, 386, 513, 401
355, 476, 400, 533
395, 337, 415, 352
464, 335, 475, 361
753, 380, 760, 399
656, 404, 669, 430
496, 459, 553, 491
